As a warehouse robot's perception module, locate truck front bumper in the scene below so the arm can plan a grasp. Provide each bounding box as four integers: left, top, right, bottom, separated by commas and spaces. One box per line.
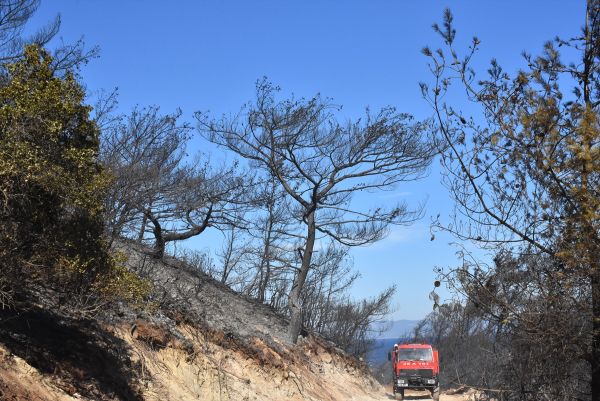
394, 377, 437, 392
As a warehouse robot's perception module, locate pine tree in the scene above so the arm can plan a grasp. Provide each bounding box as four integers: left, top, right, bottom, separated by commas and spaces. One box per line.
424, 2, 600, 399
0, 46, 112, 307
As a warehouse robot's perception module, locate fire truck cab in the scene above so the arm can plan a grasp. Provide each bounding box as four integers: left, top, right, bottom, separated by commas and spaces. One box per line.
388, 343, 440, 400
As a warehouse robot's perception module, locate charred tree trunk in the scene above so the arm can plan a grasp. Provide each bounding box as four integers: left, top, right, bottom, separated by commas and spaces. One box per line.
257, 207, 274, 303
288, 209, 315, 344
148, 206, 213, 259
145, 211, 165, 258
137, 212, 148, 243
593, 270, 600, 401
220, 229, 235, 284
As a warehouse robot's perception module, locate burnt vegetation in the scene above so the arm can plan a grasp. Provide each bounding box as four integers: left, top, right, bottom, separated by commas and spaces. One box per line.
416, 2, 600, 400
1, 1, 599, 401
0, 0, 424, 375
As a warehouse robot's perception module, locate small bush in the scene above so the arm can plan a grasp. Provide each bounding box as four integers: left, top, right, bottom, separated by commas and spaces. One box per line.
96, 252, 153, 310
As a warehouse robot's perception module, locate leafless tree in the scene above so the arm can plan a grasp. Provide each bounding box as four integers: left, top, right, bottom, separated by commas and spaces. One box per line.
215, 225, 254, 288
175, 247, 217, 278
412, 301, 497, 391
100, 106, 192, 242
101, 106, 249, 257
300, 244, 358, 332
321, 286, 396, 357
198, 79, 436, 343
142, 164, 248, 258
297, 242, 397, 357
245, 175, 298, 303
0, 0, 98, 72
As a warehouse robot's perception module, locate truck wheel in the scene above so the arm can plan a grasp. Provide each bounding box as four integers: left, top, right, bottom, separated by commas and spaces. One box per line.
431, 387, 440, 401
394, 389, 404, 400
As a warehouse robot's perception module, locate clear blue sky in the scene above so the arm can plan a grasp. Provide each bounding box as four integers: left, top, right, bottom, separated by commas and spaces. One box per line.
28, 1, 584, 320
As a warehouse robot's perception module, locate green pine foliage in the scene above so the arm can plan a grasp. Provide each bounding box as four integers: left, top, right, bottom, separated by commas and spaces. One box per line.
0, 45, 149, 309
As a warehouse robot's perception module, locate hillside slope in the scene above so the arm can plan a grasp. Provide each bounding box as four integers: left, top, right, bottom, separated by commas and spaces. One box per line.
0, 243, 471, 401
0, 321, 385, 401
0, 242, 384, 401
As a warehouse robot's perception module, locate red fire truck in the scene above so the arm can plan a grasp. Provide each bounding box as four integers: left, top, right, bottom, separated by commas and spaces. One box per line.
388, 343, 440, 400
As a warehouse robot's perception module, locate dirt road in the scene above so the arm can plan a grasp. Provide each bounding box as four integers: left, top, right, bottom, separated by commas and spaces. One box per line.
379, 388, 477, 401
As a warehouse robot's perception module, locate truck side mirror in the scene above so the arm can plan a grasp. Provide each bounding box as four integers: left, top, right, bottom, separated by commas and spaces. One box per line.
387, 352, 392, 361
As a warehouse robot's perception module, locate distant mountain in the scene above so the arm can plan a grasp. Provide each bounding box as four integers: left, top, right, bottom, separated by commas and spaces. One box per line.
368, 338, 403, 364
372, 319, 420, 339
367, 319, 421, 365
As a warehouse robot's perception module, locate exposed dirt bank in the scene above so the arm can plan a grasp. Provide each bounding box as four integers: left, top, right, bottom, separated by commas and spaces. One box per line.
0, 243, 478, 401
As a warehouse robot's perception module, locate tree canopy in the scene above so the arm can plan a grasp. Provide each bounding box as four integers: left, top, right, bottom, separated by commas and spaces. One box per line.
199, 79, 437, 343
0, 46, 143, 309
423, 3, 600, 399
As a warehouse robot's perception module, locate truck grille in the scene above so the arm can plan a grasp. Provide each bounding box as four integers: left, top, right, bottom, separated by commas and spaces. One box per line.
399, 369, 433, 378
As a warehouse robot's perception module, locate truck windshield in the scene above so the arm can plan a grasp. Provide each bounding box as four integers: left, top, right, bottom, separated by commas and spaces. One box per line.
397, 348, 433, 361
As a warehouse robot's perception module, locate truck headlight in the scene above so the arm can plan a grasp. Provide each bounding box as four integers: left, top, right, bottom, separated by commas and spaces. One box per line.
427, 379, 436, 384
396, 379, 408, 387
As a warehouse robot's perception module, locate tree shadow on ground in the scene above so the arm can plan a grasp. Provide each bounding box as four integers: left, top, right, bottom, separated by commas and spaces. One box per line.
0, 306, 142, 401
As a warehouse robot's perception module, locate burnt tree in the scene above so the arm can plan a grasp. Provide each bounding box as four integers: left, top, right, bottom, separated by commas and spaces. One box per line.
198, 80, 436, 343
423, 4, 600, 399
